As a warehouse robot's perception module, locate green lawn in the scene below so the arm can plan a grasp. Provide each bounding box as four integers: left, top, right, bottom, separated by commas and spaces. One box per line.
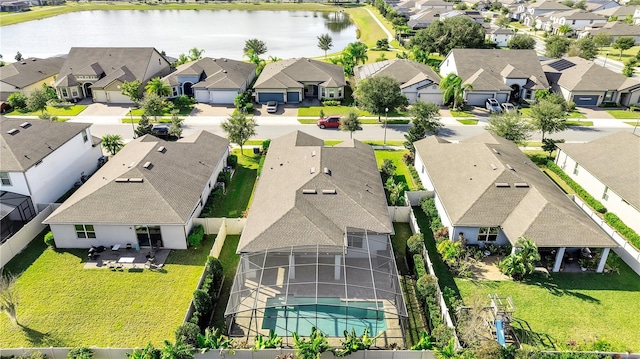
210, 235, 241, 330
450, 110, 475, 117
599, 45, 640, 64
519, 108, 587, 119
606, 109, 640, 119
122, 117, 173, 124
375, 149, 416, 190
207, 149, 260, 218
456, 119, 478, 125
344, 5, 388, 49
298, 118, 409, 125
0, 231, 214, 347
6, 105, 87, 116
298, 106, 408, 118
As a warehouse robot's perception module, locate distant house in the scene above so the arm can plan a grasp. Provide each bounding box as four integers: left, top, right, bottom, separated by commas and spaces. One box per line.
414, 0, 454, 10
53, 47, 172, 104
555, 132, 640, 234
354, 59, 442, 104
0, 56, 65, 101
585, 0, 619, 12
163, 58, 256, 105
0, 0, 29, 12
253, 58, 346, 104
579, 22, 640, 43
44, 131, 229, 250
517, 0, 572, 25
407, 9, 445, 29
414, 132, 617, 273
488, 27, 516, 47
546, 9, 607, 33
439, 49, 549, 105
594, 5, 639, 20
542, 56, 640, 106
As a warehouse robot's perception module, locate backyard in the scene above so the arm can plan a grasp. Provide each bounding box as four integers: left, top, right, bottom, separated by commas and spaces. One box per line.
374, 149, 417, 191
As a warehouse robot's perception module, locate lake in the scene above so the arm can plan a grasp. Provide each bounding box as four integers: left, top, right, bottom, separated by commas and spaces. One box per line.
0, 9, 356, 59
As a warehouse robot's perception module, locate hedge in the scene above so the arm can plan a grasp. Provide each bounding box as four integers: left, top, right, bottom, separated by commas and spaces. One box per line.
414, 254, 427, 279
187, 224, 205, 247
546, 161, 607, 214
420, 198, 443, 232
605, 212, 640, 249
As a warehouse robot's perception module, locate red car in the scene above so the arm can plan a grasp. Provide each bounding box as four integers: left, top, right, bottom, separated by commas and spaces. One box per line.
317, 115, 341, 129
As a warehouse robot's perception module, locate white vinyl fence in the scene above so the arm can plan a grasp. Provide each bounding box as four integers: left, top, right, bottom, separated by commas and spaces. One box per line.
404, 191, 434, 207
388, 206, 411, 223
1, 204, 59, 268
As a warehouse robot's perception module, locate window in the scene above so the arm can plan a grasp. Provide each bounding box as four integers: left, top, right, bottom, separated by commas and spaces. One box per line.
573, 163, 580, 175
338, 88, 342, 97
478, 227, 499, 242
329, 89, 335, 98
61, 88, 68, 97
81, 129, 88, 142
75, 224, 96, 239
604, 91, 615, 102
602, 187, 610, 201
72, 89, 78, 97
0, 172, 11, 186
321, 88, 326, 97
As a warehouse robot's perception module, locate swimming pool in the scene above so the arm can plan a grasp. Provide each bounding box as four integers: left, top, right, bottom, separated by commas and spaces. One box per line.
262, 298, 386, 336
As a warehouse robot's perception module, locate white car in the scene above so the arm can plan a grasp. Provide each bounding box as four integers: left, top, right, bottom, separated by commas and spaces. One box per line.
266, 101, 278, 113
486, 98, 502, 113
501, 103, 517, 113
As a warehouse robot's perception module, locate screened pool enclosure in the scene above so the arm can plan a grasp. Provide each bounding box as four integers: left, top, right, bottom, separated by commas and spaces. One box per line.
225, 228, 408, 347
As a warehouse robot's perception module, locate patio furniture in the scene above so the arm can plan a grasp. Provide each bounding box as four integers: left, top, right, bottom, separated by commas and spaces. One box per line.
118, 257, 135, 263
111, 244, 121, 251
126, 243, 132, 251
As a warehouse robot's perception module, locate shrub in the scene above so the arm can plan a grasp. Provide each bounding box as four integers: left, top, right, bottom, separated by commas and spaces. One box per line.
416, 274, 438, 301
189, 311, 200, 325
173, 95, 193, 111
7, 92, 28, 110
499, 237, 540, 281
420, 198, 443, 232
17, 352, 47, 359
217, 171, 231, 186
227, 154, 238, 168
321, 100, 341, 106
381, 159, 396, 182
187, 224, 205, 247
407, 233, 424, 254
175, 321, 200, 347
546, 161, 606, 213
430, 325, 454, 348
245, 103, 255, 113
67, 348, 93, 359
605, 212, 640, 249
413, 254, 427, 278
434, 227, 449, 241
261, 138, 271, 153
403, 152, 415, 164
193, 288, 212, 314
44, 231, 55, 248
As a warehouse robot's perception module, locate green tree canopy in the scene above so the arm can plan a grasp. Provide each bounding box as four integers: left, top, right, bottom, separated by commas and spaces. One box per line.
439, 73, 472, 110
26, 88, 48, 114
545, 35, 572, 58
403, 101, 442, 153
593, 33, 613, 48
188, 47, 205, 61
485, 111, 533, 146
121, 80, 143, 103
135, 115, 154, 138
339, 110, 361, 139
409, 16, 486, 56
344, 41, 369, 66
568, 37, 598, 60
499, 237, 541, 280
530, 99, 567, 141
244, 38, 267, 57
101, 134, 124, 156
354, 76, 407, 121
508, 34, 536, 50
140, 93, 165, 121
169, 110, 184, 139
221, 112, 257, 156
145, 77, 171, 97
7, 92, 27, 110
613, 36, 636, 59
317, 34, 333, 59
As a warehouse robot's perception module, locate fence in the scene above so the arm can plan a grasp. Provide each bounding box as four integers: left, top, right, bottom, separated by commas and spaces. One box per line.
194, 217, 246, 235
571, 195, 640, 276
210, 219, 228, 258
404, 191, 434, 207
0, 204, 58, 268
388, 206, 412, 223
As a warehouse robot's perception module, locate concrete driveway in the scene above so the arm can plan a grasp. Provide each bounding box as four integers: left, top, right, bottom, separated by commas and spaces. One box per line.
254, 103, 299, 117
190, 103, 236, 117
79, 102, 131, 117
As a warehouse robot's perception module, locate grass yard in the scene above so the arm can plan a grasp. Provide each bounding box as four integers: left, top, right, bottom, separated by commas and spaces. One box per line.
374, 149, 416, 190
606, 109, 640, 119
450, 110, 475, 117
0, 231, 214, 348
211, 235, 241, 330
207, 149, 260, 218
6, 105, 87, 116
129, 107, 192, 117
122, 117, 173, 124
298, 106, 408, 118
599, 46, 640, 64
519, 108, 586, 119
625, 121, 639, 126
344, 5, 389, 49
298, 118, 408, 125
455, 260, 640, 352
456, 119, 478, 125
565, 120, 593, 126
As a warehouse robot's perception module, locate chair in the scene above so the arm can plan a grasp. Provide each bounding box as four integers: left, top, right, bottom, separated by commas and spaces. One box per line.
126, 243, 132, 252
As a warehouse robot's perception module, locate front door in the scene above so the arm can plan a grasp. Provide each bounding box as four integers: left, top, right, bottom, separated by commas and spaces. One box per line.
135, 225, 162, 247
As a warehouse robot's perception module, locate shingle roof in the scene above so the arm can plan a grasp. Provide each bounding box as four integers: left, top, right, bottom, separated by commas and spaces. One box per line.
583, 21, 640, 37
237, 131, 393, 253
253, 58, 346, 90
542, 56, 640, 91
552, 9, 606, 20
529, 0, 572, 10
354, 59, 441, 88
557, 131, 640, 211
91, 65, 136, 89
407, 9, 445, 28
449, 49, 549, 91
414, 132, 615, 248
595, 5, 638, 17
1, 118, 90, 172
0, 57, 64, 91
163, 58, 256, 90
44, 131, 229, 225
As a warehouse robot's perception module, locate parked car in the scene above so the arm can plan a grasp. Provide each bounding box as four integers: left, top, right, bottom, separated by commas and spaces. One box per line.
501, 103, 517, 113
152, 125, 170, 137
485, 98, 502, 113
317, 115, 341, 129
266, 101, 278, 113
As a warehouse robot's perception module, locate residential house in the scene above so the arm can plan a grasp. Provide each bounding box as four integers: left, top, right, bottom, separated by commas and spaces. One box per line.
542, 57, 640, 106
439, 10, 485, 23
579, 22, 640, 43
224, 131, 406, 344
414, 132, 617, 273
0, 0, 29, 12
555, 132, 640, 234
43, 131, 230, 250
414, 0, 454, 11
0, 56, 65, 101
594, 5, 639, 20
253, 58, 346, 104
439, 49, 549, 105
394, 0, 418, 17
585, 0, 619, 12
488, 27, 516, 47
517, 0, 572, 25
162, 57, 256, 105
0, 119, 103, 240
53, 47, 172, 104
407, 9, 445, 29
545, 9, 607, 34
354, 59, 442, 104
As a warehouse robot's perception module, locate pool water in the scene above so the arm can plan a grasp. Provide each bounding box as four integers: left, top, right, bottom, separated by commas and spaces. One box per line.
262, 298, 386, 336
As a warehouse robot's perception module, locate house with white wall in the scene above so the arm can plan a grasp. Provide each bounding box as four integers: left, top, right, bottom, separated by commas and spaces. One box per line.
354, 59, 442, 104
555, 132, 640, 234
439, 49, 549, 106
488, 28, 516, 47
0, 56, 65, 101
579, 22, 640, 43
414, 132, 617, 272
548, 9, 607, 33
0, 118, 103, 211
517, 0, 571, 25
44, 131, 230, 250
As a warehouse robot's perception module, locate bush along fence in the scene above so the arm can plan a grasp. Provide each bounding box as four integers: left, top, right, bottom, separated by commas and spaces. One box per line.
182, 256, 224, 332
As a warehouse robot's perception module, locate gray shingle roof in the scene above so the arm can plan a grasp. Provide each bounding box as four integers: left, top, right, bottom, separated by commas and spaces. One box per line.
237, 131, 393, 253
0, 57, 65, 92
529, 0, 572, 10
583, 21, 640, 37
595, 5, 639, 17
542, 56, 640, 91
163, 58, 256, 90
253, 58, 346, 90
557, 131, 640, 211
44, 131, 229, 225
414, 132, 615, 248
449, 49, 549, 91
354, 59, 441, 88
1, 118, 91, 172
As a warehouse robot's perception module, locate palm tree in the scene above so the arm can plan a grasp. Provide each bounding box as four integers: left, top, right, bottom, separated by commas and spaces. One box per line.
101, 134, 124, 156
145, 77, 171, 97
0, 270, 19, 326
439, 73, 472, 110
175, 54, 189, 66
317, 34, 333, 59
557, 24, 572, 36
160, 339, 194, 359
188, 47, 204, 61
345, 41, 368, 65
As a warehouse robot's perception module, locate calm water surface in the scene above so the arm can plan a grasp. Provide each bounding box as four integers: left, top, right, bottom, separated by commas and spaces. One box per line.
0, 9, 356, 59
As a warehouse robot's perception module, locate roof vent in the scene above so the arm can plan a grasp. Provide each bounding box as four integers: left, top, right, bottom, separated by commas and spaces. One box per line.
495, 182, 510, 188
490, 163, 498, 170
310, 167, 315, 174
492, 148, 500, 155
223, 58, 227, 62
129, 178, 144, 183
302, 189, 317, 194
311, 150, 316, 157
514, 182, 529, 188
223, 70, 227, 73
128, 162, 135, 168
31, 58, 36, 61
115, 178, 129, 183
323, 167, 331, 175
506, 164, 515, 171
7, 128, 19, 135
322, 189, 337, 195
157, 146, 165, 152
19, 122, 31, 128
143, 161, 152, 169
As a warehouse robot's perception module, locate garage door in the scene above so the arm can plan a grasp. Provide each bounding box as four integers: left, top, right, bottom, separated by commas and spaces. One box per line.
466, 93, 492, 106
210, 90, 239, 104
572, 95, 599, 106
106, 91, 131, 104
194, 89, 210, 103
258, 92, 284, 104
418, 93, 443, 105
287, 92, 300, 103
495, 93, 509, 103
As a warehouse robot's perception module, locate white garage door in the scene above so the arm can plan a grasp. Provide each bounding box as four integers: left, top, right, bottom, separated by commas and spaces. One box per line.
418, 93, 443, 105
194, 89, 210, 103
495, 93, 509, 103
466, 93, 493, 106
209, 90, 239, 104
106, 91, 132, 104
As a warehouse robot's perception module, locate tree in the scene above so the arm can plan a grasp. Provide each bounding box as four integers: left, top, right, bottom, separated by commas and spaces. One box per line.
508, 34, 536, 49
567, 37, 598, 60
545, 35, 572, 58
101, 134, 124, 156
613, 36, 636, 59
145, 77, 171, 97
385, 178, 406, 206
354, 76, 407, 121
409, 17, 486, 56
574, 0, 587, 9
541, 138, 565, 157
26, 88, 48, 114
15, 51, 23, 61
42, 83, 58, 102
557, 24, 573, 36
486, 111, 533, 146
376, 38, 390, 50
174, 54, 190, 66
440, 73, 472, 110
317, 34, 333, 59
188, 47, 204, 61
404, 101, 442, 153
244, 38, 267, 57
339, 110, 361, 139
221, 112, 257, 156
169, 110, 184, 138
499, 237, 541, 280
344, 41, 369, 65
7, 92, 27, 110
593, 33, 613, 49
140, 93, 165, 121
0, 270, 19, 326
623, 59, 637, 77
136, 115, 154, 137
160, 339, 195, 359
495, 14, 511, 28
121, 80, 143, 103
381, 159, 396, 182
530, 99, 567, 141
127, 343, 161, 359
